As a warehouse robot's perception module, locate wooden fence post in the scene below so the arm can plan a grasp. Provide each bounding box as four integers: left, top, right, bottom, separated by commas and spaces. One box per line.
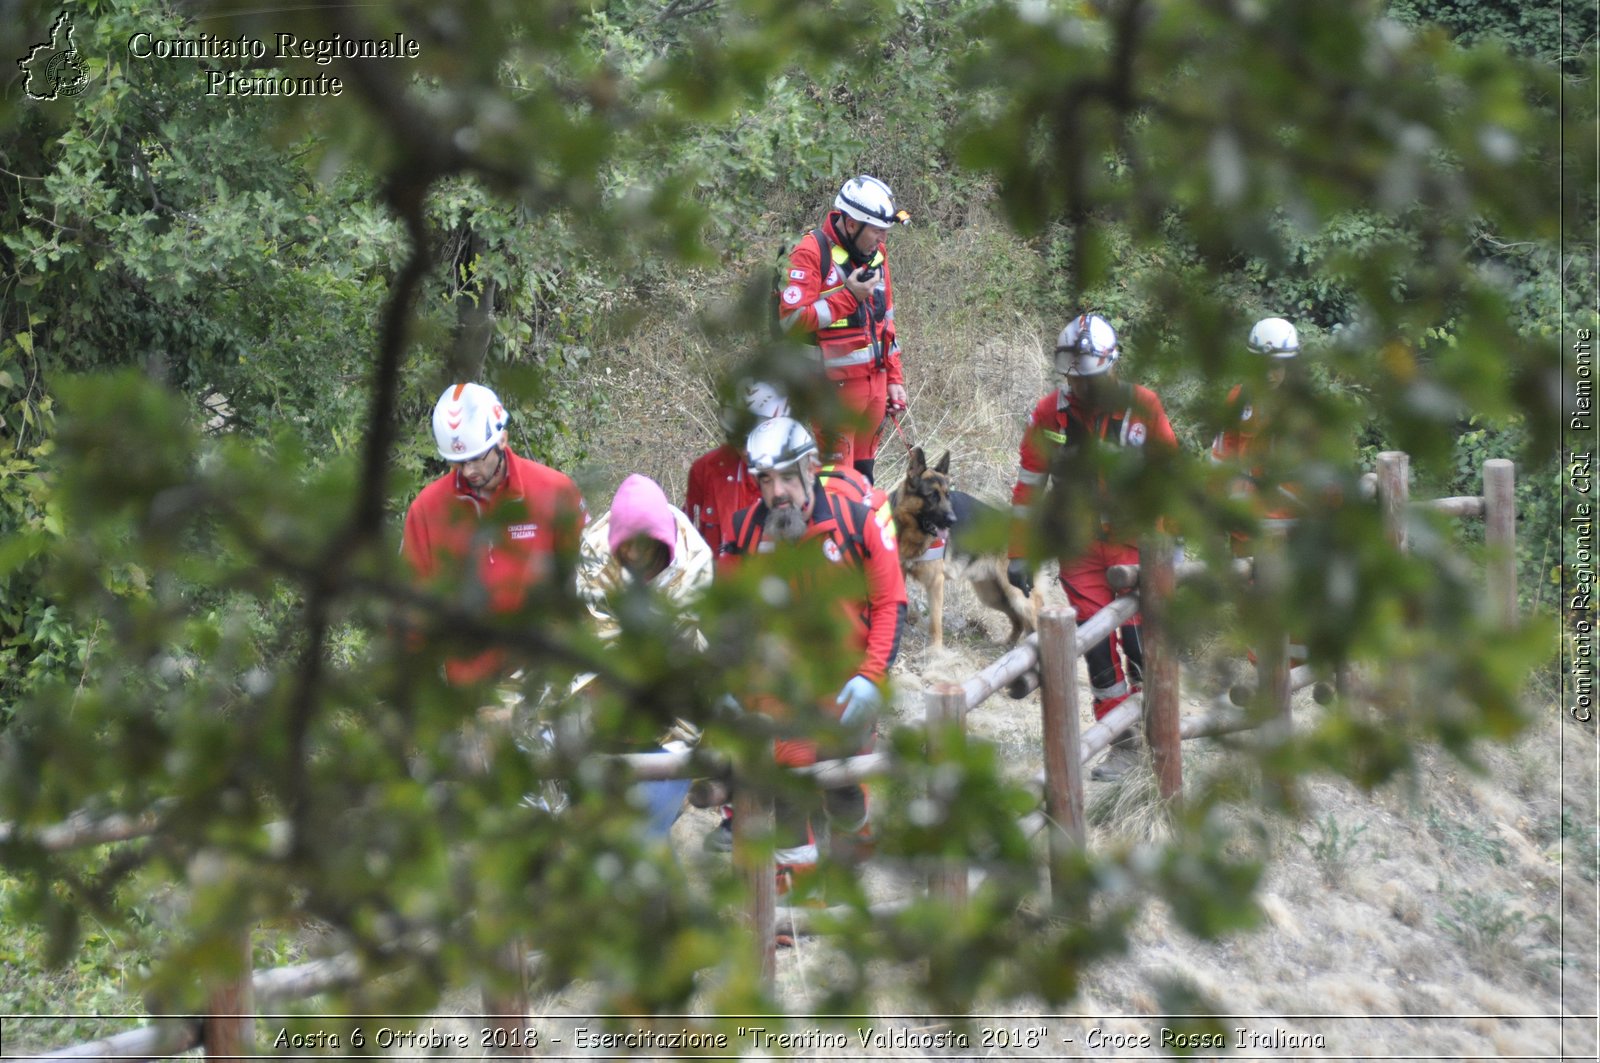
1484, 458, 1517, 628
926, 684, 969, 910
203, 928, 253, 1063
1376, 450, 1410, 552
1140, 538, 1183, 805
482, 941, 530, 1057
734, 767, 776, 985
1036, 607, 1085, 904
464, 705, 531, 1056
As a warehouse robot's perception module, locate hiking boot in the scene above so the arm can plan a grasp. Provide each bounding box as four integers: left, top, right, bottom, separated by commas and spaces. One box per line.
1090, 728, 1141, 782
702, 815, 734, 853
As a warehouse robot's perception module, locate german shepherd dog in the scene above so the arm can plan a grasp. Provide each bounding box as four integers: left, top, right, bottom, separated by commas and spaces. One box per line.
891, 447, 1042, 649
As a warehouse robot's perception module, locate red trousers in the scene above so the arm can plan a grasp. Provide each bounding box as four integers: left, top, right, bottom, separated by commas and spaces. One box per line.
766, 700, 870, 869
815, 373, 888, 467
1060, 540, 1145, 720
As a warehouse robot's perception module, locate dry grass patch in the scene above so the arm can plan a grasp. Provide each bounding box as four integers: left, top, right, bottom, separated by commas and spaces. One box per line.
549, 209, 1594, 1059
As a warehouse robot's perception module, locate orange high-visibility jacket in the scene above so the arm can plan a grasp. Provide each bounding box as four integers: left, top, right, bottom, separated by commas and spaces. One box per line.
1209, 384, 1306, 527
776, 212, 904, 386
724, 483, 907, 686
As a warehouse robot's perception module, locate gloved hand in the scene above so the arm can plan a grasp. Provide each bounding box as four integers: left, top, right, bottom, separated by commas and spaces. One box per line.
835, 675, 882, 728
1007, 558, 1034, 596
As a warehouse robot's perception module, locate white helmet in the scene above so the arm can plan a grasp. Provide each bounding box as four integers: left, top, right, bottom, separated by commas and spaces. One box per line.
834, 175, 899, 228
431, 382, 507, 462
1248, 316, 1300, 358
741, 380, 789, 419
745, 416, 818, 474
1055, 313, 1120, 377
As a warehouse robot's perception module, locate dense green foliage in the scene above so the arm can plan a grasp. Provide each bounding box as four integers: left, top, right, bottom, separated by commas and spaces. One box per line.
0, 0, 1588, 1034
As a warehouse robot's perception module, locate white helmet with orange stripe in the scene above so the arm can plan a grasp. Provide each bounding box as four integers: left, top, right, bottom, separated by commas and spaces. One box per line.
432, 382, 507, 462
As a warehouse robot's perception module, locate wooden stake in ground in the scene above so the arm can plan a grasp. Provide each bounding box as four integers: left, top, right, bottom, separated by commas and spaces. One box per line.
734, 768, 776, 985
482, 940, 530, 1057
926, 683, 969, 910
1484, 458, 1517, 628
1037, 606, 1085, 883
1139, 538, 1183, 805
1252, 529, 1294, 726
203, 927, 253, 1063
1377, 450, 1410, 552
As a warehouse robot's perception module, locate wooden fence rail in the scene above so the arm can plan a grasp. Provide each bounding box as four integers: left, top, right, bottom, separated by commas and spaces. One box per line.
13, 454, 1516, 1056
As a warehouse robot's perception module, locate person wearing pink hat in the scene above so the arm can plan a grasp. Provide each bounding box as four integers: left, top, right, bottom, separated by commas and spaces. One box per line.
576, 474, 714, 840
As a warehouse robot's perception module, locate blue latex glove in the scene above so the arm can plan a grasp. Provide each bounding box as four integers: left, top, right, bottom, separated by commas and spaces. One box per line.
835, 675, 882, 728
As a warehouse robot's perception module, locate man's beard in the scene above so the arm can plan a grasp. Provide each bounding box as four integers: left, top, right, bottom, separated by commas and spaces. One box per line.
462, 447, 506, 493
767, 506, 808, 542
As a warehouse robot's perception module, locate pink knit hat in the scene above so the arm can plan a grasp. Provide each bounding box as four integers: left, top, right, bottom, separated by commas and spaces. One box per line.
608, 474, 676, 563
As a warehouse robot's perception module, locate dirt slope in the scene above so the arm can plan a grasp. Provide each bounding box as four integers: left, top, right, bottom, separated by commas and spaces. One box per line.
554, 221, 1597, 1058
731, 580, 1596, 1059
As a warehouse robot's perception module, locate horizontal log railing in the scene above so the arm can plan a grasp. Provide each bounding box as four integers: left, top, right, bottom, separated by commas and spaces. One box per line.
13, 452, 1516, 1056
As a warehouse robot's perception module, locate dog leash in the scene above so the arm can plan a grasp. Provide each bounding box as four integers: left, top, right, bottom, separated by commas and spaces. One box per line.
877, 409, 916, 456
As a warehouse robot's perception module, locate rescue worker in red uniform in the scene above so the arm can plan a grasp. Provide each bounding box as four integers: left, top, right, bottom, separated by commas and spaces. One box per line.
723, 417, 907, 896
776, 175, 910, 484
402, 382, 588, 685
684, 381, 788, 559
1210, 317, 1307, 538
698, 445, 894, 855
687, 380, 789, 851
1210, 316, 1310, 665
1006, 314, 1178, 781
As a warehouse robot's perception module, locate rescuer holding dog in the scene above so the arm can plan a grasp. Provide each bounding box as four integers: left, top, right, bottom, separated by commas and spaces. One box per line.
775, 175, 911, 485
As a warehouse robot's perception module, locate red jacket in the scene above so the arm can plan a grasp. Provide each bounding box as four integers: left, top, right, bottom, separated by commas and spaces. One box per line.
776, 212, 904, 386
683, 443, 761, 558
1210, 384, 1305, 526
725, 483, 907, 686
402, 448, 588, 684
1009, 384, 1178, 556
